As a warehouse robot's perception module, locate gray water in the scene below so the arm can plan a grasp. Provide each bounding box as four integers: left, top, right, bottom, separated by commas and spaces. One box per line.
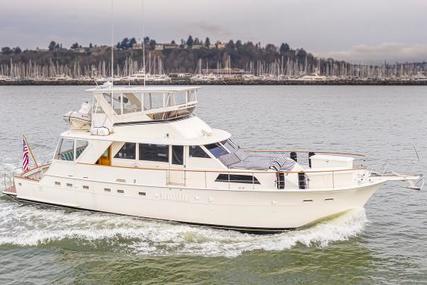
0, 85, 426, 284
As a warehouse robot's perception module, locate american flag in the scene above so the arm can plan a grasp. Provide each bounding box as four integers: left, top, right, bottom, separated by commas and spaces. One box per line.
23, 139, 30, 172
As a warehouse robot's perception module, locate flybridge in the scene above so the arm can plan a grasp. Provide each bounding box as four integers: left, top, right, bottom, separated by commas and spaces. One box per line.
85, 84, 200, 133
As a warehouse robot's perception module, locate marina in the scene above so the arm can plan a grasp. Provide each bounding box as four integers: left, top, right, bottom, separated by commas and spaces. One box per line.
2, 42, 427, 86
1, 0, 426, 283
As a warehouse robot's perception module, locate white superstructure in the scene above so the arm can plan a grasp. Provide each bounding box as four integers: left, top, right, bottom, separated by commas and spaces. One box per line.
3, 85, 424, 232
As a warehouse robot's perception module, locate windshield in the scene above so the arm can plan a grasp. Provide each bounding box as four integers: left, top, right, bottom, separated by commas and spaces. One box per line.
221, 139, 239, 152
205, 143, 229, 158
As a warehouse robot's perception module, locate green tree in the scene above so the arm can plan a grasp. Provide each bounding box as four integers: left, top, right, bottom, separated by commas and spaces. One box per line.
226, 40, 235, 49
186, 35, 194, 48
120, 38, 129, 49
48, 41, 57, 51
1, 47, 12, 55
129, 38, 137, 48
280, 43, 290, 54
265, 44, 277, 53
149, 39, 156, 50
71, 42, 79, 49
204, 37, 210, 48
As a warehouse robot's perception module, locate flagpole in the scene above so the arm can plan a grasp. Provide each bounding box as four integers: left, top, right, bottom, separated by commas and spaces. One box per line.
23, 135, 39, 168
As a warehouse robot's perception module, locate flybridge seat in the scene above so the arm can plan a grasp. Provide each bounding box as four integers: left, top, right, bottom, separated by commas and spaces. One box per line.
86, 85, 200, 135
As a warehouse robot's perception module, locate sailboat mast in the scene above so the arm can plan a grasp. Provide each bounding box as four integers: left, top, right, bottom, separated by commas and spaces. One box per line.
111, 0, 114, 86
141, 0, 146, 86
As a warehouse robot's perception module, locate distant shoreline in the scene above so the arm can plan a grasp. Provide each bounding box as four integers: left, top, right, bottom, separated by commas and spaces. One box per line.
1, 79, 427, 86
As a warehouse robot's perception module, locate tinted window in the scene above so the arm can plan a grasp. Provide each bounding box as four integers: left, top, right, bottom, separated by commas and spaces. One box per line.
215, 174, 260, 184
76, 140, 88, 159
56, 139, 74, 161
114, 143, 136, 159
189, 146, 210, 158
222, 139, 238, 152
172, 145, 184, 165
205, 143, 228, 158
139, 144, 169, 162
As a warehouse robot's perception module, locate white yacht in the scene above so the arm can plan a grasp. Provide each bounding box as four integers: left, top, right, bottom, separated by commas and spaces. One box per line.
296, 74, 328, 81
3, 85, 424, 232
127, 70, 171, 82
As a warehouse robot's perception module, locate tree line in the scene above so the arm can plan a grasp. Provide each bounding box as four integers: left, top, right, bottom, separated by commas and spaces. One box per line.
0, 36, 426, 79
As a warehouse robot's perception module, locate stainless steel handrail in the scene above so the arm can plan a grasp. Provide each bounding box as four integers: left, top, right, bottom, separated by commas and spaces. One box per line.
15, 162, 364, 191
246, 149, 366, 157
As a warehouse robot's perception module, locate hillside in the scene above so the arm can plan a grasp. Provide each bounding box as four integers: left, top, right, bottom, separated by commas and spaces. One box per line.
1, 36, 426, 81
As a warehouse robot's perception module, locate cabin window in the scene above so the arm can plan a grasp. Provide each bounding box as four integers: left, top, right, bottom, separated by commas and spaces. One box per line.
115, 143, 136, 159
112, 93, 122, 114
143, 93, 164, 110
205, 143, 229, 158
93, 98, 104, 114
103, 93, 112, 104
188, 90, 197, 102
139, 144, 169, 162
172, 145, 184, 165
56, 139, 75, 161
215, 174, 260, 184
76, 140, 88, 159
122, 93, 142, 114
189, 146, 210, 158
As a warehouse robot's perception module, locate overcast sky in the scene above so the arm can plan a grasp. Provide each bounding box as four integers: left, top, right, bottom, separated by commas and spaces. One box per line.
0, 0, 426, 63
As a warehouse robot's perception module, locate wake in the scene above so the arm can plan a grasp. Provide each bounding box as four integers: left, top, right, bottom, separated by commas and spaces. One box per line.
0, 198, 367, 257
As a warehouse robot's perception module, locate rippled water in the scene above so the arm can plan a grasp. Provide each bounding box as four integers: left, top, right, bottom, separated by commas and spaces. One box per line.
0, 86, 426, 284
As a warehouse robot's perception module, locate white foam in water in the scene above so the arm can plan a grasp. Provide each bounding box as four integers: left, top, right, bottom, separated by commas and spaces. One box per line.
0, 198, 367, 257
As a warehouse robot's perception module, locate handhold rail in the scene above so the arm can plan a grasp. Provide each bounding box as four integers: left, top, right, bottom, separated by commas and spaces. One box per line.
246, 149, 366, 157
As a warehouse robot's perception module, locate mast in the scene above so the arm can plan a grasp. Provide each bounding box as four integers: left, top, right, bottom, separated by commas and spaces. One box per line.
111, 0, 114, 86
141, 0, 146, 86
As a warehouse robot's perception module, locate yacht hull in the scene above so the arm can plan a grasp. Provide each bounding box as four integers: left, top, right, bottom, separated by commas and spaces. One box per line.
10, 177, 382, 231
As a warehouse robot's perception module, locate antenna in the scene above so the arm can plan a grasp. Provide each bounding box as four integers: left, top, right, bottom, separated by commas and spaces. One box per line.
141, 0, 146, 86
111, 0, 115, 87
